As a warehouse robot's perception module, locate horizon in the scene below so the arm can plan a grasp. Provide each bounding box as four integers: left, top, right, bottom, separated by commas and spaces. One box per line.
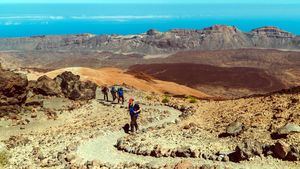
1, 0, 300, 4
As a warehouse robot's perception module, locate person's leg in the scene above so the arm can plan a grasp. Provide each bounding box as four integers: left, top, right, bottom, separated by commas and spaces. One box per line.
112, 93, 115, 102
135, 118, 139, 131
130, 117, 135, 132
122, 96, 124, 104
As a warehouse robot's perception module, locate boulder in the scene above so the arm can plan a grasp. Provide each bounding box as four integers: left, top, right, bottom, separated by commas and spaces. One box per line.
276, 123, 300, 135
175, 146, 192, 157
273, 141, 290, 159
228, 140, 263, 162
286, 151, 299, 161
33, 75, 62, 96
226, 121, 245, 136
0, 66, 28, 116
54, 71, 97, 100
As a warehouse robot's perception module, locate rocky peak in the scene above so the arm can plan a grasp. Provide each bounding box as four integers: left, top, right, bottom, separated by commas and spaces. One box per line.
251, 26, 294, 38
146, 29, 160, 36
203, 25, 239, 33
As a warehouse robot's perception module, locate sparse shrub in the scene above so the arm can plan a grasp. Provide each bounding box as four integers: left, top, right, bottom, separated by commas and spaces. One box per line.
145, 95, 153, 101
0, 151, 9, 167
162, 96, 170, 104
187, 96, 197, 103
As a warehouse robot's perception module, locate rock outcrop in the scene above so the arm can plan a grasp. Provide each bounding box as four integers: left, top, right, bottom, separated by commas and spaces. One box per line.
0, 67, 98, 117
251, 26, 294, 38
33, 75, 63, 97
54, 71, 97, 101
0, 64, 28, 116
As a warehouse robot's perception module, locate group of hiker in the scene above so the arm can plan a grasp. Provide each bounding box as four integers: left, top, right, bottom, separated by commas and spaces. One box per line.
101, 85, 124, 104
101, 86, 141, 133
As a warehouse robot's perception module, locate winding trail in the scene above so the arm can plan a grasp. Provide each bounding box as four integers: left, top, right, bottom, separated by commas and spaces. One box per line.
77, 105, 182, 165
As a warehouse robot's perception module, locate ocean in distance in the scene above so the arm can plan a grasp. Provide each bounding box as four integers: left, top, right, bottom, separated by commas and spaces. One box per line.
0, 3, 299, 38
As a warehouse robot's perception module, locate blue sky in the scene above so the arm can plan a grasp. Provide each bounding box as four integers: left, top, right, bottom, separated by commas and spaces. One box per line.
1, 0, 299, 4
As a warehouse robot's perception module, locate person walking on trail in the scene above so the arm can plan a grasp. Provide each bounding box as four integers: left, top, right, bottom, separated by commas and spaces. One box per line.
102, 86, 109, 102
130, 101, 141, 133
117, 87, 124, 104
111, 86, 117, 102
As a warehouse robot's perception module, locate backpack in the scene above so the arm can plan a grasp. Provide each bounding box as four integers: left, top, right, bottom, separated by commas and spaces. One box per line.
134, 104, 140, 112
111, 86, 116, 92
102, 87, 108, 93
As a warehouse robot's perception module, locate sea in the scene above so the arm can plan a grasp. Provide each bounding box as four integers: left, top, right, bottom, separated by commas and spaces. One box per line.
0, 3, 300, 38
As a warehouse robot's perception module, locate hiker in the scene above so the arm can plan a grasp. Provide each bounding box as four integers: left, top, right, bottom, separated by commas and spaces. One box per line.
130, 102, 141, 133
102, 85, 109, 101
111, 86, 117, 102
117, 87, 124, 104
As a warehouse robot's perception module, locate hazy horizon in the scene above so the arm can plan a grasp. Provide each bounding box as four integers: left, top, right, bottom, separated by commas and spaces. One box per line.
1, 0, 299, 4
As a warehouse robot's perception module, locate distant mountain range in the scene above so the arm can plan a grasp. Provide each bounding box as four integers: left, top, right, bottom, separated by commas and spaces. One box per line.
0, 25, 299, 54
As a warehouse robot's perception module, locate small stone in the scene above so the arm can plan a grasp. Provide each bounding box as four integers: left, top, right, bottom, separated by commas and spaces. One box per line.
31, 113, 37, 118
223, 155, 230, 162
217, 156, 223, 161
38, 153, 45, 161
202, 154, 208, 159
65, 154, 76, 162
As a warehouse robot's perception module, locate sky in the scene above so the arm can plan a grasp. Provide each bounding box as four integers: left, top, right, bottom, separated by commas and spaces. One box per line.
0, 0, 299, 4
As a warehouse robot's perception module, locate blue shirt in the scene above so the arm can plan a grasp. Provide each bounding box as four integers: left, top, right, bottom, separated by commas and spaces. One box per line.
118, 89, 124, 96
129, 106, 135, 117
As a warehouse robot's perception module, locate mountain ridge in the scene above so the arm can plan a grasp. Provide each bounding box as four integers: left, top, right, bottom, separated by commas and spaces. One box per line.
0, 25, 299, 54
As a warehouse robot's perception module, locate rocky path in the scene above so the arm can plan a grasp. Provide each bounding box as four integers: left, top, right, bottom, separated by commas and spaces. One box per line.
77, 105, 183, 165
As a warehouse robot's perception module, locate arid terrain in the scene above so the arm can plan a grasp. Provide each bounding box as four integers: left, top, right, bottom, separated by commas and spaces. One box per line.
0, 64, 300, 169
0, 25, 300, 169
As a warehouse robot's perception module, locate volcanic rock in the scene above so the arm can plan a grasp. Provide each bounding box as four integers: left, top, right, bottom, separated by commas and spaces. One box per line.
276, 123, 300, 136
251, 26, 294, 38
34, 75, 63, 96
175, 146, 192, 157
54, 71, 97, 100
0, 65, 28, 116
273, 141, 290, 159
228, 141, 263, 162
225, 121, 245, 136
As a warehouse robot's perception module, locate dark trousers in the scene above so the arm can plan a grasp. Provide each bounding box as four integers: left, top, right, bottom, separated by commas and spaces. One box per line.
130, 116, 138, 132
103, 93, 108, 101
118, 95, 124, 104
111, 92, 117, 102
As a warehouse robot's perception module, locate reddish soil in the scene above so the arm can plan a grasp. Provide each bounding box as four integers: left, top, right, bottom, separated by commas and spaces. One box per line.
128, 63, 286, 93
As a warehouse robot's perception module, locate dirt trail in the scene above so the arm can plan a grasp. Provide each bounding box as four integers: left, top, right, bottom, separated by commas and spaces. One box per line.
77, 105, 183, 165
